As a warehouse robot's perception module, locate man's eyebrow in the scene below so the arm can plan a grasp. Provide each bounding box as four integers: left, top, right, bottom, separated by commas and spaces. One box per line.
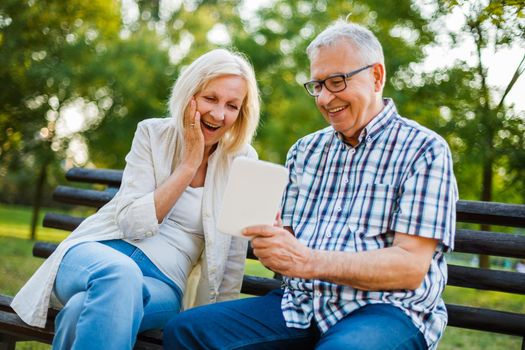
310, 72, 346, 81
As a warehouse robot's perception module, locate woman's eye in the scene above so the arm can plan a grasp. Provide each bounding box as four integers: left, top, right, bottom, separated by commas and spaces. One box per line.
228, 104, 239, 110
204, 96, 215, 101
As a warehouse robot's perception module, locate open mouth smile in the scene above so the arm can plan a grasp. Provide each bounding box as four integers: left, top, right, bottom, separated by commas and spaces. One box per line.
201, 120, 221, 131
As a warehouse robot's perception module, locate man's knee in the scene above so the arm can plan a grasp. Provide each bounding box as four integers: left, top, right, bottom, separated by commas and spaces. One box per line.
316, 305, 426, 350
163, 309, 208, 349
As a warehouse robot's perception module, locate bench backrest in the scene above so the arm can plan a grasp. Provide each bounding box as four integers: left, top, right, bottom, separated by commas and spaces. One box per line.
39, 167, 525, 341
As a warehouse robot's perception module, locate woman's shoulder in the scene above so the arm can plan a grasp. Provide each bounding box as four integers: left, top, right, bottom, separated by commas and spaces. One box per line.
137, 117, 173, 131
134, 118, 177, 143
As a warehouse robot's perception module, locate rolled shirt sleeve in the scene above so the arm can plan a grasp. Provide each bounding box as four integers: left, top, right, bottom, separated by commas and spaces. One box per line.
391, 140, 458, 250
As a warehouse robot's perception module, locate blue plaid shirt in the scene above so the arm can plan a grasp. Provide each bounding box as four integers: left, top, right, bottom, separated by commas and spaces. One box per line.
280, 99, 458, 349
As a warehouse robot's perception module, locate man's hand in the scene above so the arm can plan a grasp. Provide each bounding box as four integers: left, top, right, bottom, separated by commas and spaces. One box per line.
242, 225, 312, 278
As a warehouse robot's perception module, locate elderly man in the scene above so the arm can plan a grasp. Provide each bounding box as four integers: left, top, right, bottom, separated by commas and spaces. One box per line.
163, 20, 457, 350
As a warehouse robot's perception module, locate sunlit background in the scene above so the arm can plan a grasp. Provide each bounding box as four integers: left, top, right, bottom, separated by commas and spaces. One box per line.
1, 0, 524, 228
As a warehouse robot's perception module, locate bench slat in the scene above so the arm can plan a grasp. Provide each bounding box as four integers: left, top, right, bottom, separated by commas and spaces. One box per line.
0, 295, 163, 349
448, 265, 525, 294
456, 200, 525, 228
32, 243, 525, 295
447, 304, 525, 336
454, 229, 525, 259
241, 275, 281, 296
41, 213, 525, 260
33, 242, 59, 259
66, 167, 122, 187
43, 213, 84, 232
0, 311, 54, 344
53, 186, 114, 208
60, 168, 525, 228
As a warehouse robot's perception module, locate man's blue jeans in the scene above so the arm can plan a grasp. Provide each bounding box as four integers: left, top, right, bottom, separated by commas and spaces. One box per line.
52, 239, 182, 350
164, 289, 427, 350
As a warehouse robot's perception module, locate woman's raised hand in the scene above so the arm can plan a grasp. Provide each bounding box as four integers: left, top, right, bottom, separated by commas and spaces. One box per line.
181, 98, 205, 171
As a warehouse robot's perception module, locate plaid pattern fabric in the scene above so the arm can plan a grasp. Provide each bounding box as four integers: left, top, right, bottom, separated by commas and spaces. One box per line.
280, 99, 458, 349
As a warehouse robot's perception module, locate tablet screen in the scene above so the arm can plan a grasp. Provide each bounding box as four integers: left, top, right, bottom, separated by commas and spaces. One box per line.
217, 157, 289, 237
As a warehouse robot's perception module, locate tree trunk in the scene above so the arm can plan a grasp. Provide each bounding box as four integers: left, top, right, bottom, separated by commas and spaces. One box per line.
30, 161, 48, 240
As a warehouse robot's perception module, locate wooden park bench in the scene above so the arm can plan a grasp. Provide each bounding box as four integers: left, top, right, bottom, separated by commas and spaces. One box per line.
1, 167, 525, 349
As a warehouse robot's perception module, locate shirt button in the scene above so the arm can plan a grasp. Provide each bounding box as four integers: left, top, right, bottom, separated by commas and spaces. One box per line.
337, 207, 341, 212
344, 179, 349, 184
366, 136, 372, 143
326, 233, 332, 238
350, 148, 356, 154
315, 292, 322, 297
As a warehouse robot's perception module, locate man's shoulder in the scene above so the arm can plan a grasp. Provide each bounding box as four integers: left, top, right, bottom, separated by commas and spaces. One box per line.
390, 115, 450, 154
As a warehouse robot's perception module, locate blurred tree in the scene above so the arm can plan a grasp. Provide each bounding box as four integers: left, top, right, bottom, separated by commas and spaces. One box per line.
2, 0, 523, 246
401, 0, 525, 267
195, 0, 435, 162
0, 0, 120, 238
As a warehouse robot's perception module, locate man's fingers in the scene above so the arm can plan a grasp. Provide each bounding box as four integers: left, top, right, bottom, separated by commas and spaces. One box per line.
242, 225, 277, 237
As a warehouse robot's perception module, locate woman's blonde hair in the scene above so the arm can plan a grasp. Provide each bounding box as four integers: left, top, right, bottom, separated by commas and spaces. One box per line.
168, 49, 260, 165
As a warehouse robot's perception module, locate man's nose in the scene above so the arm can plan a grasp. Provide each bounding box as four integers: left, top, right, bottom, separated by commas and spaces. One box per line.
316, 85, 334, 106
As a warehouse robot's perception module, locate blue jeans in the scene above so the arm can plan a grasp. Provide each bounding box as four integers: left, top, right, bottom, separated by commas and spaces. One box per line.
52, 239, 182, 350
164, 289, 427, 350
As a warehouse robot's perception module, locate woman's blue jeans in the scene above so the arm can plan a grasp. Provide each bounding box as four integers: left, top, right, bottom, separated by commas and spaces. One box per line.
164, 289, 427, 350
52, 239, 182, 350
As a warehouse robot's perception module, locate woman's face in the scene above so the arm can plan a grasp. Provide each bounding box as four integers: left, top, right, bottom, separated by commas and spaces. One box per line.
194, 75, 247, 147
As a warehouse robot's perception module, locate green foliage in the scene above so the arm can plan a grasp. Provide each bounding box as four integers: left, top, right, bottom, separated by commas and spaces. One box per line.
406, 1, 525, 202
1, 0, 523, 205
0, 0, 121, 204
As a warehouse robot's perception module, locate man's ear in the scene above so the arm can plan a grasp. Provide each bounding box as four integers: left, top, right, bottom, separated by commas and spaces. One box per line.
372, 63, 385, 92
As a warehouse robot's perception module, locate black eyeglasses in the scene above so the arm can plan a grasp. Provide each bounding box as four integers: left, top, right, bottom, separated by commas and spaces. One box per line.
303, 64, 374, 97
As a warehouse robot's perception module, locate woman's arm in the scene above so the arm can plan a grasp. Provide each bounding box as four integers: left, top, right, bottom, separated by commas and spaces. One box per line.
115, 100, 204, 238
154, 99, 204, 222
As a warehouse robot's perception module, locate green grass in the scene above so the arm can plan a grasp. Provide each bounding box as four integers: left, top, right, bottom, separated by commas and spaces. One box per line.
0, 203, 89, 242
1, 204, 524, 349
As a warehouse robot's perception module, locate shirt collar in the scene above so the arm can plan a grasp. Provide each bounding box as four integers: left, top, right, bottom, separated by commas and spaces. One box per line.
334, 98, 397, 147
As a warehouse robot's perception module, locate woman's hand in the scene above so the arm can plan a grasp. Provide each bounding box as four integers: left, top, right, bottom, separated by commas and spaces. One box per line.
181, 98, 204, 172
154, 99, 203, 222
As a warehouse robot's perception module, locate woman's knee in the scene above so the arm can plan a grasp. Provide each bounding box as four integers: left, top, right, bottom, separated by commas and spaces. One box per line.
55, 292, 86, 332
104, 257, 143, 283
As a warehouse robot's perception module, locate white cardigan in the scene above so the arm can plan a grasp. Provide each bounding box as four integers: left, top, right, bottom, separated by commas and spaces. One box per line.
11, 118, 257, 328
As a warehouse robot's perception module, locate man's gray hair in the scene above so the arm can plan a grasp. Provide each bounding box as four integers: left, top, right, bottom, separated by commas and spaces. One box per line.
306, 19, 384, 66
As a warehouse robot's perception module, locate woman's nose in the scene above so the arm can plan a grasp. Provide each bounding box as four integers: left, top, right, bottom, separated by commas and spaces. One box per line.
209, 106, 225, 121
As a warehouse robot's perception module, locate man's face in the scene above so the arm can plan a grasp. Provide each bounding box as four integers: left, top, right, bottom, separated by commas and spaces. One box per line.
310, 42, 383, 145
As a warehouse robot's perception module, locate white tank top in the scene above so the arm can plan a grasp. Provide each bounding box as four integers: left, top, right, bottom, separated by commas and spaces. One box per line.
127, 186, 204, 291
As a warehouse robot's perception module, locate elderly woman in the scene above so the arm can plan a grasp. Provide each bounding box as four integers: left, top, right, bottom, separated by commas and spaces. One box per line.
11, 48, 260, 350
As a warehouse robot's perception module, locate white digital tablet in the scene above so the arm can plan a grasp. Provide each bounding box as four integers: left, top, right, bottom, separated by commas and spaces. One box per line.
217, 157, 289, 237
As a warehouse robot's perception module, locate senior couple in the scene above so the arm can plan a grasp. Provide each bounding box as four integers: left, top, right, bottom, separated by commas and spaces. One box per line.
12, 19, 457, 350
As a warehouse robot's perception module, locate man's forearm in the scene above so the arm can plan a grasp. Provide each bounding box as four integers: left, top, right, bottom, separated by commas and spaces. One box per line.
306, 247, 427, 291
304, 231, 440, 291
